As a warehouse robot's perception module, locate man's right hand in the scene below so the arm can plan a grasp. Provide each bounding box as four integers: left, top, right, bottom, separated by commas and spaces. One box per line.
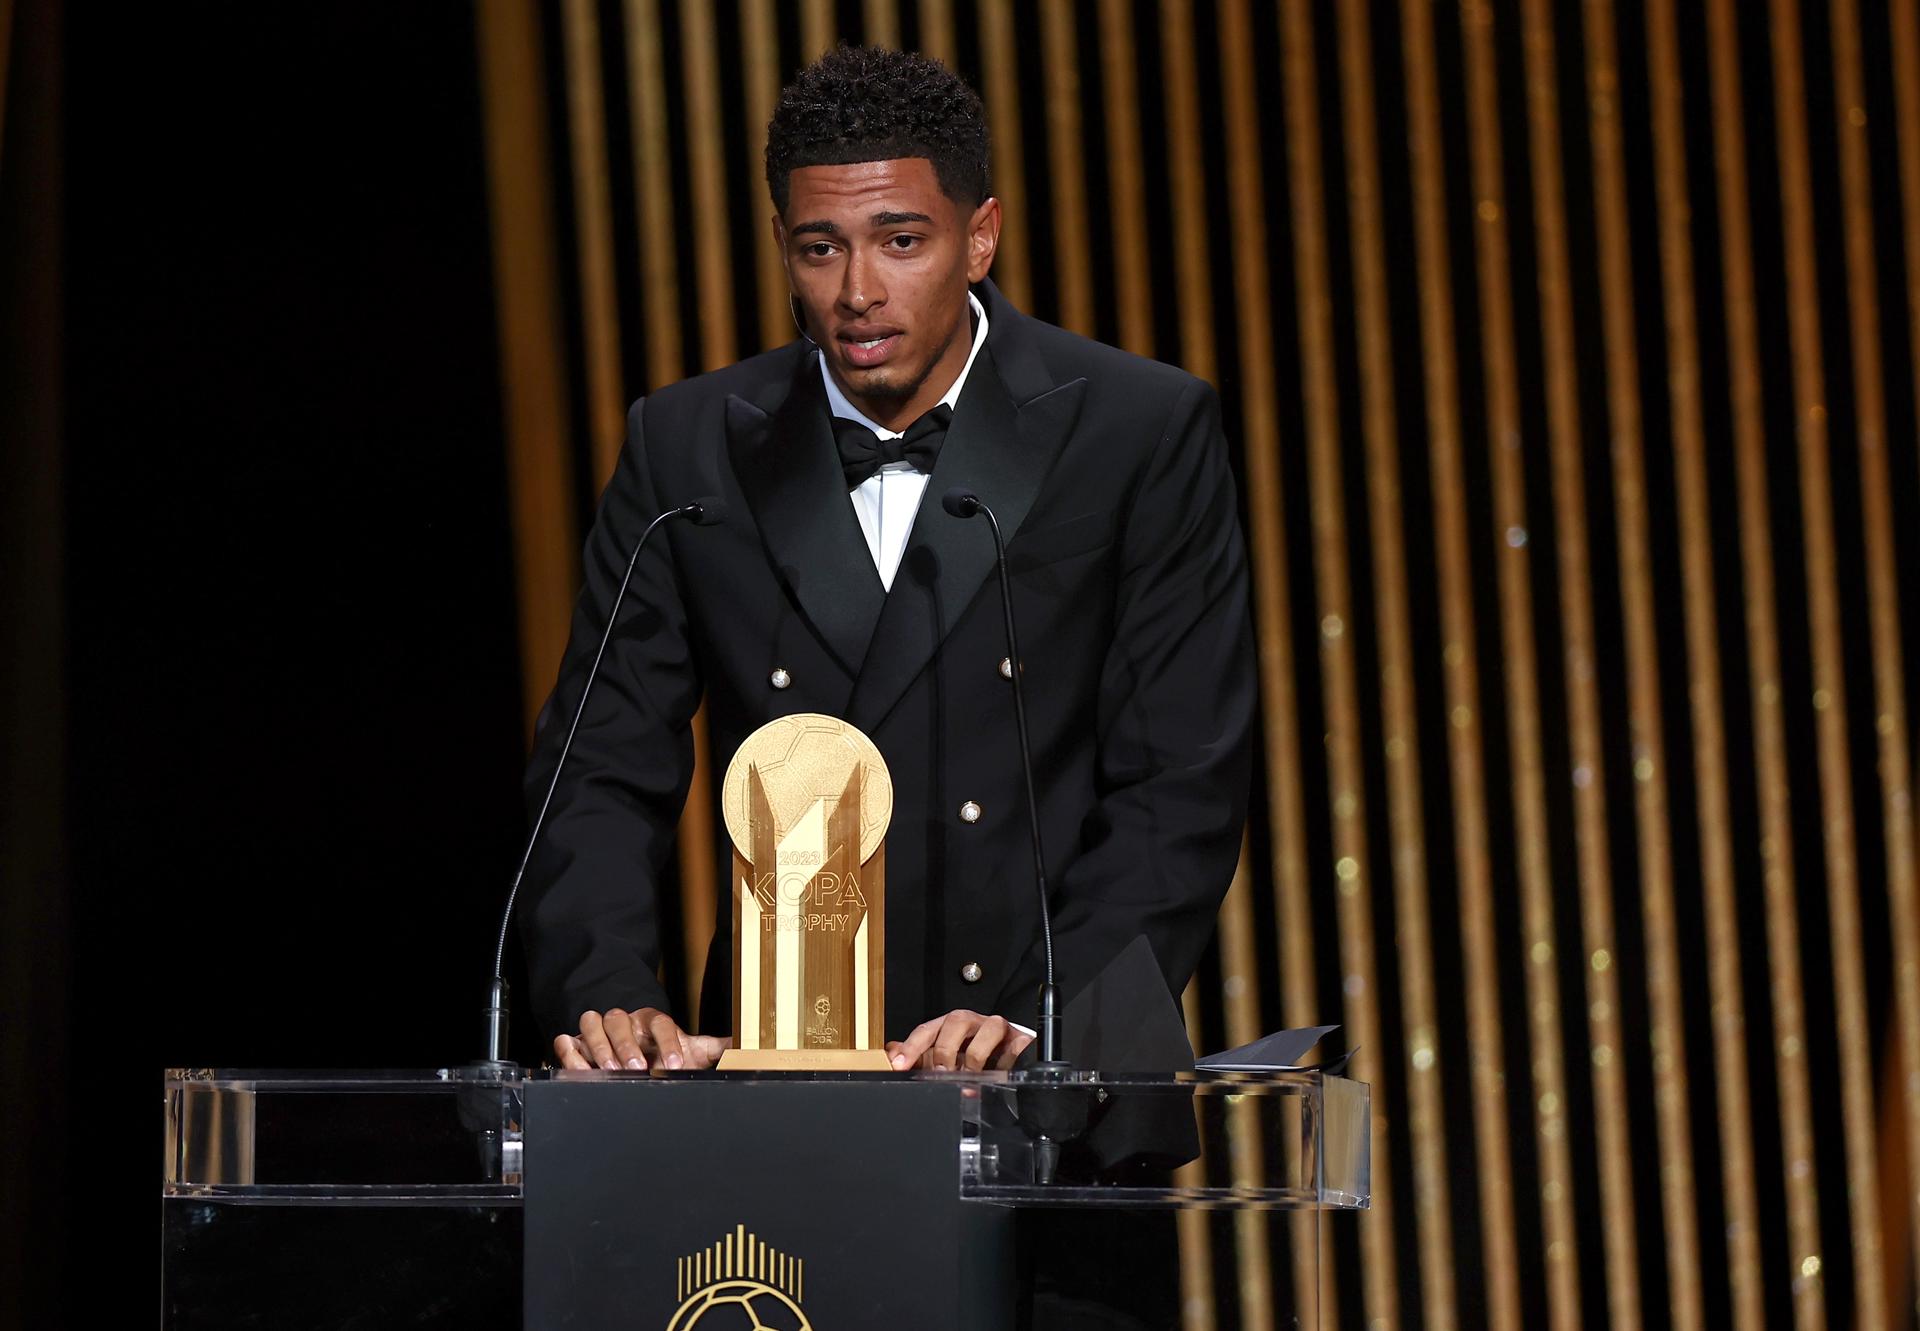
554, 1007, 729, 1071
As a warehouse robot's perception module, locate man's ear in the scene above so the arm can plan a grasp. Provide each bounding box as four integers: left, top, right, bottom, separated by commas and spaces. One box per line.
771, 213, 790, 282
965, 197, 1002, 285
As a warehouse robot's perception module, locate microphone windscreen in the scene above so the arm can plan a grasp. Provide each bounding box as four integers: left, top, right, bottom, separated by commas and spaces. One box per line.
941, 487, 980, 518
687, 496, 729, 526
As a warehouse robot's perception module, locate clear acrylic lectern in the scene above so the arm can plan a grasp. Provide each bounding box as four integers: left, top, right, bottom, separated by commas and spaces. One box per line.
163, 1066, 1368, 1328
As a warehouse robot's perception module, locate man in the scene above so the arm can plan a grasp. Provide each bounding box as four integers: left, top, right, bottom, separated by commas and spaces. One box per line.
525, 44, 1250, 1122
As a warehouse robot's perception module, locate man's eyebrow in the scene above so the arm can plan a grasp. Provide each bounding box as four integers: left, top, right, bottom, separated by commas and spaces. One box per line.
790, 211, 935, 238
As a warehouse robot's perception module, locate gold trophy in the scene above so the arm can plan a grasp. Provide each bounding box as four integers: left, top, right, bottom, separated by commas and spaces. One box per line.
714, 714, 893, 1071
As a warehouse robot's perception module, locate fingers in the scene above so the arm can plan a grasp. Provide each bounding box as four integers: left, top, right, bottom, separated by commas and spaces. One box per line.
930, 1010, 983, 1071
992, 1026, 1034, 1070
685, 1034, 729, 1069
644, 1009, 689, 1070
891, 1016, 945, 1071
602, 1009, 649, 1071
578, 1010, 620, 1071
571, 1007, 693, 1072
960, 1015, 1012, 1071
576, 1014, 913, 1075
553, 1033, 593, 1071
892, 1010, 1030, 1071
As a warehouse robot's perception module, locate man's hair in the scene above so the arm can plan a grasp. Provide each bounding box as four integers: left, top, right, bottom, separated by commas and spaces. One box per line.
764, 46, 990, 214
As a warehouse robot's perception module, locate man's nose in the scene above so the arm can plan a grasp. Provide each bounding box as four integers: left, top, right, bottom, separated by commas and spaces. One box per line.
840, 249, 885, 314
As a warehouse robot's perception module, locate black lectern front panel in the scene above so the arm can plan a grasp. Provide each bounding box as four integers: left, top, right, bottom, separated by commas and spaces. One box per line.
524, 1076, 1012, 1330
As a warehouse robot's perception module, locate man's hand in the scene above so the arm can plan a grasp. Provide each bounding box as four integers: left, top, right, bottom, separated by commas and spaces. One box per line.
886, 1009, 1033, 1071
554, 1007, 730, 1071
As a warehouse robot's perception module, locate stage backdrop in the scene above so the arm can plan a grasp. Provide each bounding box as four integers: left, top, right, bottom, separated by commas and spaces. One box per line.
473, 2, 1920, 1327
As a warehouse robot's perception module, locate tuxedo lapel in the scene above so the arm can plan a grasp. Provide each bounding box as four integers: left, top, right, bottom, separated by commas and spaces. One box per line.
847, 332, 1088, 733
727, 354, 887, 677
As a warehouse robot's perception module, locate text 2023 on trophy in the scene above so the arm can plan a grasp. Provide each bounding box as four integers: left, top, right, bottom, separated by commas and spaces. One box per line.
715, 714, 893, 1071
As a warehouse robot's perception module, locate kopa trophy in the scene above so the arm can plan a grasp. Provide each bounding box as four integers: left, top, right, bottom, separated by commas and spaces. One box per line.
714, 713, 893, 1071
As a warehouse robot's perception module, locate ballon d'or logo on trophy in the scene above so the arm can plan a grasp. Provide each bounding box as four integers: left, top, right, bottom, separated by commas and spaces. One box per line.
714, 714, 893, 1071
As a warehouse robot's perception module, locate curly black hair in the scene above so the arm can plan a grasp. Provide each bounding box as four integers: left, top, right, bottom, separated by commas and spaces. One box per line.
764, 46, 990, 214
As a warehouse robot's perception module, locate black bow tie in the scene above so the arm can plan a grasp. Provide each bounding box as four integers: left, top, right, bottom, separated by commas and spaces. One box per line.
833, 404, 953, 490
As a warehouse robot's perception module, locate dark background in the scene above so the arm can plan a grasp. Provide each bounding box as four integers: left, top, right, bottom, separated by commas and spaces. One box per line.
4, 5, 530, 1323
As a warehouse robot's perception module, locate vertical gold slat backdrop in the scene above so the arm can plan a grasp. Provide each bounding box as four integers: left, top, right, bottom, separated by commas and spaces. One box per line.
1157, 7, 1225, 1321
1080, 5, 1233, 1315
1579, 3, 1705, 1326
1185, 11, 1323, 1317
1096, 0, 1151, 356
1519, 1, 1644, 1322
475, 0, 578, 732
1704, 1, 1830, 1326
559, 0, 627, 485
623, 0, 682, 391
799, 0, 834, 59
1901, 2, 1920, 510
1400, 6, 1525, 1331
1276, 5, 1400, 1329
1317, 0, 1465, 1320
1330, 16, 1462, 1318
916, 0, 955, 65
974, 0, 1031, 310
741, 0, 789, 350
1767, 0, 1889, 1322
1037, 0, 1094, 336
1642, 0, 1766, 1322
1214, 1, 1292, 1320
667, 0, 733, 1015
862, 0, 900, 50
481, 2, 1920, 1326
1454, 5, 1579, 1327
1829, 0, 1920, 1309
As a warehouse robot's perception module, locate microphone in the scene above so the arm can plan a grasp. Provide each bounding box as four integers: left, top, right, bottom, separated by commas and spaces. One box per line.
478, 495, 726, 1070
942, 486, 1064, 1072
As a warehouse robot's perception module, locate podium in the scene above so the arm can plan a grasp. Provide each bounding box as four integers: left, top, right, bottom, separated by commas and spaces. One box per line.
164, 1065, 1369, 1328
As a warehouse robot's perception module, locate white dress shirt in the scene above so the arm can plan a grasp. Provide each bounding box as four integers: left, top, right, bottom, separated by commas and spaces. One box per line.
821, 291, 990, 591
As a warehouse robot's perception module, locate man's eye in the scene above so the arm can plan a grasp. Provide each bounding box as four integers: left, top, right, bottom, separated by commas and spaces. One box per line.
886, 234, 920, 250
803, 242, 836, 258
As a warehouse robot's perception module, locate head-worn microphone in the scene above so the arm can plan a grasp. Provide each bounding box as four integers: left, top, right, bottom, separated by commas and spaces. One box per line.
943, 486, 1063, 1072
479, 495, 725, 1071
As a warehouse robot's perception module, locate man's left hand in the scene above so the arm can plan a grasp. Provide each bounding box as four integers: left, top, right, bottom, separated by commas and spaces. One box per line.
887, 1009, 1033, 1071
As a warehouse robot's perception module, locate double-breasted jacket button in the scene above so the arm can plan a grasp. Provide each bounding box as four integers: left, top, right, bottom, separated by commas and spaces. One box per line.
958, 800, 982, 824
999, 657, 1014, 679
960, 962, 983, 984
769, 668, 792, 690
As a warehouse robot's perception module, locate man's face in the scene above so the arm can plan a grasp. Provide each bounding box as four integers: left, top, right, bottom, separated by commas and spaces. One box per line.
775, 158, 1000, 429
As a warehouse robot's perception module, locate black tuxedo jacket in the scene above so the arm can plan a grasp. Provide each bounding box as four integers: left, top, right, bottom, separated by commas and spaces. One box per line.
520, 279, 1255, 1044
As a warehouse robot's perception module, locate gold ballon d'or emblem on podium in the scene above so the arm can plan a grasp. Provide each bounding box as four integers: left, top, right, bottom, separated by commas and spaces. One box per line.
669, 1224, 812, 1331
714, 714, 893, 1071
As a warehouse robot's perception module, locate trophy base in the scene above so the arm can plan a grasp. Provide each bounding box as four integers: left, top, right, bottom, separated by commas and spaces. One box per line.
716, 1048, 896, 1072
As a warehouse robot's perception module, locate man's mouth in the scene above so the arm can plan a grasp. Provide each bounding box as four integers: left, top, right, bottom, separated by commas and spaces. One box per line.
838, 330, 902, 368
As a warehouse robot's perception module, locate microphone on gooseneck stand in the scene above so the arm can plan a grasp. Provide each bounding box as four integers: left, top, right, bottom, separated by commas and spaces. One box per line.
941, 486, 1063, 1071
944, 485, 1098, 1183
943, 487, 1086, 1185
476, 495, 729, 1074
